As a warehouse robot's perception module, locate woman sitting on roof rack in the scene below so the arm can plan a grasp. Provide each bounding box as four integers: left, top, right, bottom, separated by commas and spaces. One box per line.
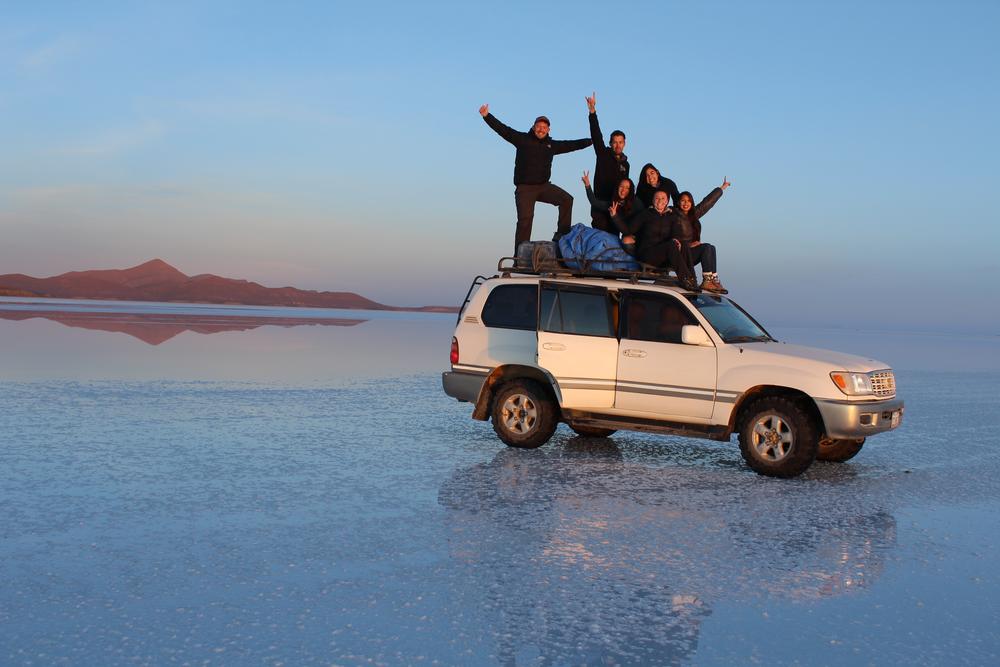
614, 189, 700, 290
581, 170, 637, 250
669, 178, 731, 294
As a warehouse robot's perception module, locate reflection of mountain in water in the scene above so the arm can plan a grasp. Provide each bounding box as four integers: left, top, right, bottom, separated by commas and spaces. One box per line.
0, 310, 366, 345
439, 443, 897, 665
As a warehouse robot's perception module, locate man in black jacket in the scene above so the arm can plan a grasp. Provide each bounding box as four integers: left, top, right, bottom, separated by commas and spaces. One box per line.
585, 92, 629, 201
480, 104, 592, 251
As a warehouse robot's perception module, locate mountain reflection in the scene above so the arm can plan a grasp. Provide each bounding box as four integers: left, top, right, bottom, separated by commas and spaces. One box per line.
439, 444, 897, 665
0, 310, 367, 345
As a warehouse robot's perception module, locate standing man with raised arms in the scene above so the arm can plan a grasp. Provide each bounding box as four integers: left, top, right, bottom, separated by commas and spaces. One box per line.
480, 104, 592, 252
585, 92, 629, 202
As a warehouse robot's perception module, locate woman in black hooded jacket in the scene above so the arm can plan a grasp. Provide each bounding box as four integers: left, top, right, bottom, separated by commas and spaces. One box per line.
635, 163, 681, 209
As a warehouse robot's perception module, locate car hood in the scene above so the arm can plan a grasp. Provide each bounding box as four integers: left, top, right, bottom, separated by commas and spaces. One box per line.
736, 342, 890, 372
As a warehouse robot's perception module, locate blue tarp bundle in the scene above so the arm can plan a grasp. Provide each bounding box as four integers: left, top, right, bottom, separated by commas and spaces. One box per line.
558, 223, 640, 272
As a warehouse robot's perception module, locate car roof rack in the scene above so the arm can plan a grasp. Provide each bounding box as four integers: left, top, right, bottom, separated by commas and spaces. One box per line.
496, 256, 685, 287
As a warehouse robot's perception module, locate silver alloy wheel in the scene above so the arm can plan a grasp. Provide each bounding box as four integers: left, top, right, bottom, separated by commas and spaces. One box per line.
751, 413, 794, 461
501, 393, 538, 434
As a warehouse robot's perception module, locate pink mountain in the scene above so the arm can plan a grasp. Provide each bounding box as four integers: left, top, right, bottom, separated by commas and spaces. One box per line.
0, 259, 457, 312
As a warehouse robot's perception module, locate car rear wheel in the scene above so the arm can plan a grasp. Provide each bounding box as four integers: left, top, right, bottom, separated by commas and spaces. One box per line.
491, 379, 558, 449
738, 396, 819, 478
817, 437, 866, 462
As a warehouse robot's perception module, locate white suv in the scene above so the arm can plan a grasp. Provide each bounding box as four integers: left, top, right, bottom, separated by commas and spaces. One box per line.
442, 266, 903, 478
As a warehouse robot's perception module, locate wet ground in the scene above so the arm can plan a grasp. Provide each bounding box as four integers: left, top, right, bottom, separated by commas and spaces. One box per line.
1, 300, 999, 665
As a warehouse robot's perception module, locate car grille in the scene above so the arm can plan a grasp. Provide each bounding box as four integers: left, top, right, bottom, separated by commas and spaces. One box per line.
870, 371, 896, 398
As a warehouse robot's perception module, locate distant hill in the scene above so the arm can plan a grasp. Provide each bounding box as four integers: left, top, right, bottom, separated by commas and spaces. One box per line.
0, 259, 458, 313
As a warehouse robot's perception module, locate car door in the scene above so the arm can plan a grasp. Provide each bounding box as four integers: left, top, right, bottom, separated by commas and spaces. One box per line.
536, 282, 618, 410
615, 290, 717, 419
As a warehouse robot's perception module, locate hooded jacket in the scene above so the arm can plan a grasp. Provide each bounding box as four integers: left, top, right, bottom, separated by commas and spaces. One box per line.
588, 112, 630, 200
620, 205, 676, 261
635, 163, 680, 209
483, 113, 592, 185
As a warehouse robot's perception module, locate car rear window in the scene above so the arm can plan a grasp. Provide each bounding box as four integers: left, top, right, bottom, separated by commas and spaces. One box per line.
481, 284, 537, 330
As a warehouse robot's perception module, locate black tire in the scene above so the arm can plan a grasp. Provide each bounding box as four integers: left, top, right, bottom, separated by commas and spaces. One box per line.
491, 379, 559, 449
738, 396, 819, 478
569, 424, 617, 438
817, 437, 866, 462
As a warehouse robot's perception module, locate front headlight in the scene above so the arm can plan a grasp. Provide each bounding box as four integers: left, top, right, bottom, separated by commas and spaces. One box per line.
830, 371, 873, 396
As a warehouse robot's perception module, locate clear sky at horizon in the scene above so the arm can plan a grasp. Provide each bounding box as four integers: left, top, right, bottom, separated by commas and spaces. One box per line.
1, 1, 998, 333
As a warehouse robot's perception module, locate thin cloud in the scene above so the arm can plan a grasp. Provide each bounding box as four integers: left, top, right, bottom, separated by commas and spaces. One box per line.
19, 34, 82, 72
174, 97, 344, 126
51, 121, 166, 157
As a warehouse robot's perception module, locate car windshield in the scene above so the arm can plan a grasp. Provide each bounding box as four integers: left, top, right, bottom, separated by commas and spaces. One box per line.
685, 294, 774, 344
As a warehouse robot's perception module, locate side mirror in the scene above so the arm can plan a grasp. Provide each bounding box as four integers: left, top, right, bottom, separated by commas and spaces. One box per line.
681, 325, 712, 346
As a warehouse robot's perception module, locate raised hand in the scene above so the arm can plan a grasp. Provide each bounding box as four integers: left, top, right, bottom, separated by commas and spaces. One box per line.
479, 103, 489, 117
581, 170, 591, 187
585, 92, 596, 113
721, 176, 731, 190
609, 200, 619, 217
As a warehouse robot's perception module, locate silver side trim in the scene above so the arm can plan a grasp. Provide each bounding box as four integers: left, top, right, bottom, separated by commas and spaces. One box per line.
452, 364, 491, 375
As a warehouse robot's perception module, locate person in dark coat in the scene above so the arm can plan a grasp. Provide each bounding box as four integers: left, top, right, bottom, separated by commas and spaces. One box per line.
613, 190, 699, 290
585, 92, 629, 201
635, 163, 680, 209
669, 178, 731, 293
582, 170, 637, 244
479, 104, 592, 252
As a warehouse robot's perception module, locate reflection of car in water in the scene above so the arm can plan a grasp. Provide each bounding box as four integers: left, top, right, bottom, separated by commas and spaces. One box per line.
438, 443, 897, 665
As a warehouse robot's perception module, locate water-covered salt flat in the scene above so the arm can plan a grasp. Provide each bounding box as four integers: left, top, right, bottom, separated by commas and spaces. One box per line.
2, 300, 999, 665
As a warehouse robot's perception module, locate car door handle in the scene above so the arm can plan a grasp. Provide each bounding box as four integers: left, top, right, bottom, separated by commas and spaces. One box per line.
622, 349, 647, 358
542, 342, 566, 351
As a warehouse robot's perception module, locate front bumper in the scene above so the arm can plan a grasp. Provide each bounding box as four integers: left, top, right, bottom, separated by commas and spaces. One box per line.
815, 397, 904, 440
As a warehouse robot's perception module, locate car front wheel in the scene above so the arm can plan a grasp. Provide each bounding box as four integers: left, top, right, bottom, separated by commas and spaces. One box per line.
738, 397, 819, 478
491, 379, 558, 449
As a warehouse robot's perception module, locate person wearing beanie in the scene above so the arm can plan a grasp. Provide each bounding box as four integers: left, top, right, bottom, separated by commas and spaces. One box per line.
479, 103, 592, 252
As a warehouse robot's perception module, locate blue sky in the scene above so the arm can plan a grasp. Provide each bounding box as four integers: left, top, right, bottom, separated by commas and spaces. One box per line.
1, 1, 998, 332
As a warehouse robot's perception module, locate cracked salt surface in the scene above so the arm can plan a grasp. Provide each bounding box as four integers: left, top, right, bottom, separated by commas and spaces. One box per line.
1, 308, 999, 665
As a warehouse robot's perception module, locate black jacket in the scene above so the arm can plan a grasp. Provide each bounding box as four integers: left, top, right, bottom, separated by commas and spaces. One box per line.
614, 206, 675, 261
589, 112, 629, 200
669, 188, 724, 243
484, 113, 592, 185
586, 184, 637, 236
635, 163, 680, 209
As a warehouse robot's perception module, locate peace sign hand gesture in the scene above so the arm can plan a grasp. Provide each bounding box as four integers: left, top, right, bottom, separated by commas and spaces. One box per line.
721, 176, 731, 190
585, 92, 596, 113
582, 170, 591, 187
609, 200, 620, 217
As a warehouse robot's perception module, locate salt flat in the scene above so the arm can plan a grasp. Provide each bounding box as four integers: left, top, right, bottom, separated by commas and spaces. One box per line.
1, 302, 998, 665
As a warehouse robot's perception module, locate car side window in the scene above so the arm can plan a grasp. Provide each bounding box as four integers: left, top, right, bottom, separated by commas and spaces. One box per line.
623, 292, 698, 344
540, 286, 613, 337
481, 285, 537, 330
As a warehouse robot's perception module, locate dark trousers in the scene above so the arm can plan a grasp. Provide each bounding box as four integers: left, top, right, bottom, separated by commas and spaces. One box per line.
688, 243, 717, 274
637, 242, 697, 283
513, 183, 574, 251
